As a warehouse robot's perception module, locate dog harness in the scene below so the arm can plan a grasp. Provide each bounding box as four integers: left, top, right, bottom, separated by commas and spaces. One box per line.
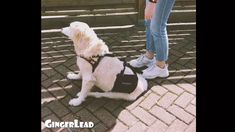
79, 54, 141, 93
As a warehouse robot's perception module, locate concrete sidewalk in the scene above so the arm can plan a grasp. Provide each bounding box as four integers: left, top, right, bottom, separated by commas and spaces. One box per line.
41, 24, 196, 132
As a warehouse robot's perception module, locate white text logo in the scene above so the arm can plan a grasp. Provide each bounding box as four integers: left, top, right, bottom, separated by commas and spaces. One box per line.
44, 120, 94, 128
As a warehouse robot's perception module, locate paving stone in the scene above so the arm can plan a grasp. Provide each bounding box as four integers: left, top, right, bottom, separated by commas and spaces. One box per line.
157, 92, 178, 109
191, 98, 196, 105
94, 108, 116, 128
110, 120, 128, 132
174, 92, 194, 108
185, 119, 196, 132
92, 122, 108, 132
151, 86, 168, 96
103, 100, 123, 112
139, 93, 160, 110
42, 107, 52, 118
177, 81, 196, 95
117, 109, 139, 127
131, 107, 157, 126
185, 104, 196, 116
147, 120, 168, 132
47, 101, 70, 117
165, 119, 188, 132
86, 99, 107, 112
162, 83, 184, 95
126, 96, 144, 111
76, 108, 100, 124
167, 105, 194, 124
126, 122, 147, 132
149, 105, 176, 125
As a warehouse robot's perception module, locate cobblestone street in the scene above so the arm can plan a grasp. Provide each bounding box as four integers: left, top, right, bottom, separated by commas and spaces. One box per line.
42, 22, 196, 131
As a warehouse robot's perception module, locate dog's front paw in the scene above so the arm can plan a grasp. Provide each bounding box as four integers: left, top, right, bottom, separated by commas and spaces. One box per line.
69, 98, 82, 106
67, 72, 81, 80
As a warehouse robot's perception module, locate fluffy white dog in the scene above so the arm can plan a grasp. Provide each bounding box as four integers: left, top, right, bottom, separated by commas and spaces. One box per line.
61, 21, 148, 106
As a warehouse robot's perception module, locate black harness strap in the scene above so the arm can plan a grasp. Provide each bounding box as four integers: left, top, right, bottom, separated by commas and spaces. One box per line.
80, 54, 114, 72
119, 58, 143, 74
92, 54, 114, 72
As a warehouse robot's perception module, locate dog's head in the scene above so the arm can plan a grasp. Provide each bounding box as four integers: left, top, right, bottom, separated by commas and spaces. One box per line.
61, 21, 97, 51
62, 21, 110, 57
62, 21, 93, 38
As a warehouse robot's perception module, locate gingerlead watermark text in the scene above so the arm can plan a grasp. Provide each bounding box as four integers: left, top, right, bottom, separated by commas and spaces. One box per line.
44, 119, 94, 128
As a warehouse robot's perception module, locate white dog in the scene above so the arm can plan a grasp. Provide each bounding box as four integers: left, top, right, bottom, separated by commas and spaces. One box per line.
61, 21, 148, 106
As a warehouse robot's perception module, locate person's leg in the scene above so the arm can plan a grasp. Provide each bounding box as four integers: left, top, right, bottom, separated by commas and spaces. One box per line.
129, 0, 156, 68
151, 0, 175, 65
129, 19, 156, 68
143, 0, 175, 79
145, 19, 155, 59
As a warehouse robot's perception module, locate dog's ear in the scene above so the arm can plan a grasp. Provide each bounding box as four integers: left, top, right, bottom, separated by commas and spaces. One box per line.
70, 27, 85, 43
74, 29, 82, 40
75, 27, 94, 42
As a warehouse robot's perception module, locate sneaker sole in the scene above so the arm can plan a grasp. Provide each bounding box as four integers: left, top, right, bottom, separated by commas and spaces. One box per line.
143, 74, 169, 79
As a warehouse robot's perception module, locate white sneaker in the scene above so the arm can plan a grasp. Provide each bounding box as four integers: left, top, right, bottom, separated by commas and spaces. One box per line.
129, 54, 156, 68
142, 64, 169, 79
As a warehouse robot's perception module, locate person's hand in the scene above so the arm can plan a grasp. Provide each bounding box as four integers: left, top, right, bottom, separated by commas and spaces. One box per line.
145, 2, 156, 20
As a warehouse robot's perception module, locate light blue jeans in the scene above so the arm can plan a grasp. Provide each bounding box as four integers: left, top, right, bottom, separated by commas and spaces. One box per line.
145, 0, 175, 61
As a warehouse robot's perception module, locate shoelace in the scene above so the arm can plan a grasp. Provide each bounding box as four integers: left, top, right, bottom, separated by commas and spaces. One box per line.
136, 55, 145, 63
145, 64, 156, 72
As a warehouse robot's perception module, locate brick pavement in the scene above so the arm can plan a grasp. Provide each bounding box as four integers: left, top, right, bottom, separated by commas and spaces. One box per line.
41, 24, 196, 132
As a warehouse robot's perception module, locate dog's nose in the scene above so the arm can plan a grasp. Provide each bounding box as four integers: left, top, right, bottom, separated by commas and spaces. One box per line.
61, 28, 64, 33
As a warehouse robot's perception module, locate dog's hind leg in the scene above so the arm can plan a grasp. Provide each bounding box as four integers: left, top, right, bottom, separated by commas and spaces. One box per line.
86, 82, 146, 101
87, 92, 133, 100
86, 92, 138, 101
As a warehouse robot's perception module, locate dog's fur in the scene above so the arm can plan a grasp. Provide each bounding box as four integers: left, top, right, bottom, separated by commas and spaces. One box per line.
61, 21, 148, 106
